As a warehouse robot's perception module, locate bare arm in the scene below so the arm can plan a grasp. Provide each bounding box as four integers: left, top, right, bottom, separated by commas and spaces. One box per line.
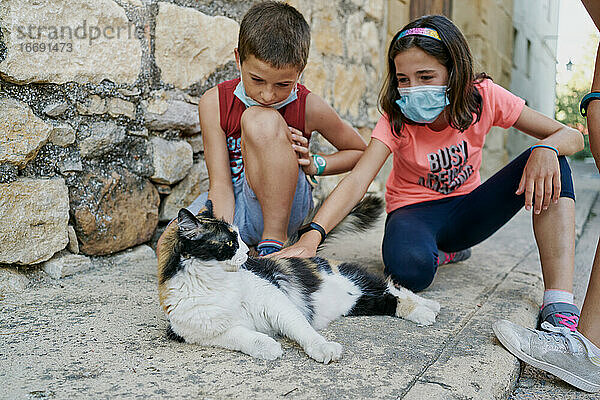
275, 138, 391, 257
586, 36, 600, 171
512, 105, 584, 213
580, 0, 600, 169
300, 93, 367, 175
582, 0, 600, 31
198, 86, 235, 223
513, 105, 584, 155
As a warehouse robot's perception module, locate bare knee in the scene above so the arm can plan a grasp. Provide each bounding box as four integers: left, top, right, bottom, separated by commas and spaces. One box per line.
241, 107, 289, 146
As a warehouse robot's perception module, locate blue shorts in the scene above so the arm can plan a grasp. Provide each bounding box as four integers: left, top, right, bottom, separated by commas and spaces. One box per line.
186, 170, 314, 246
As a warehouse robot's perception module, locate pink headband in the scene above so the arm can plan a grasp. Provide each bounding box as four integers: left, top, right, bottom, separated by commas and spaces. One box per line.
397, 27, 441, 41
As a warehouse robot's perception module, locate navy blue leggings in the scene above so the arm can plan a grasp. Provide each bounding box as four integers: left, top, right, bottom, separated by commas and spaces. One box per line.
382, 149, 575, 292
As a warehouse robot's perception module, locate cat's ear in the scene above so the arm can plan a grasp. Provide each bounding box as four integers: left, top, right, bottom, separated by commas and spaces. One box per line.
177, 208, 202, 239
197, 200, 214, 218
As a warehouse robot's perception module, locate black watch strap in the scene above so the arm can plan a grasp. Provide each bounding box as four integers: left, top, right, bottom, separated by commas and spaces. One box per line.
298, 222, 327, 245
580, 92, 600, 117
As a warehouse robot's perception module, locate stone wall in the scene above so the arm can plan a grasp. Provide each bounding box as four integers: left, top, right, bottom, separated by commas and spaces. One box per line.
0, 0, 518, 288
452, 0, 515, 178
0, 0, 391, 283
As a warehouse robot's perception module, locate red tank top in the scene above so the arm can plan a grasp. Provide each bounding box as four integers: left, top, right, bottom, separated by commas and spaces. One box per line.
217, 78, 311, 182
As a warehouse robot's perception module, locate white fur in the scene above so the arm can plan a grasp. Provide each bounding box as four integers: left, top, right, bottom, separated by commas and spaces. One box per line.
166, 256, 342, 363
164, 228, 439, 362
310, 273, 361, 330
386, 281, 441, 326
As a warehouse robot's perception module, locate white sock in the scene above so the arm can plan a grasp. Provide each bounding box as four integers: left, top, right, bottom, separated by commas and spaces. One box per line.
542, 289, 574, 308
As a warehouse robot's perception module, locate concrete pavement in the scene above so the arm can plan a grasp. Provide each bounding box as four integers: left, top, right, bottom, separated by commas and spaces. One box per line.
0, 161, 598, 400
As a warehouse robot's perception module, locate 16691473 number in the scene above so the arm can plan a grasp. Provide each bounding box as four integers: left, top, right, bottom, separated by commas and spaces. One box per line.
18, 42, 73, 52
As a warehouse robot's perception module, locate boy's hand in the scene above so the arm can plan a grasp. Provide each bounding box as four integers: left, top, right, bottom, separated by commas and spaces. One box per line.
516, 147, 561, 214
288, 126, 317, 175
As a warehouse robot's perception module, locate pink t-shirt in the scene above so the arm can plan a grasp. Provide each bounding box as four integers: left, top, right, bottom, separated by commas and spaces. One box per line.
371, 79, 526, 213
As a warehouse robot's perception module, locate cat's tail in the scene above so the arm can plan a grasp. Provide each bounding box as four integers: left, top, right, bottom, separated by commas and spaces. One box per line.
288, 195, 384, 247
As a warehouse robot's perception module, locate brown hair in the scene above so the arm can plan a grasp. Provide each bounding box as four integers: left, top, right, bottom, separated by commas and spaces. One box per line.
238, 1, 310, 71
379, 15, 489, 137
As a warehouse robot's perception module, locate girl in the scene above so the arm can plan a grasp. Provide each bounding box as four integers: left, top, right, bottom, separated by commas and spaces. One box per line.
276, 15, 584, 332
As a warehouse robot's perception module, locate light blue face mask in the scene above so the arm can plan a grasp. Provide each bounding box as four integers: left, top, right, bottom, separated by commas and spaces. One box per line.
395, 85, 449, 123
233, 76, 298, 109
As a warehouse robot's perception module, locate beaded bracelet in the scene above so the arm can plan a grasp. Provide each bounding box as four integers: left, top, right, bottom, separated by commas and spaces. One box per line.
530, 144, 559, 157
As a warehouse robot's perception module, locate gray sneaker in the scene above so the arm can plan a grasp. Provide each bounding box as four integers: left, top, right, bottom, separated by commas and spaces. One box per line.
492, 319, 600, 392
438, 248, 471, 266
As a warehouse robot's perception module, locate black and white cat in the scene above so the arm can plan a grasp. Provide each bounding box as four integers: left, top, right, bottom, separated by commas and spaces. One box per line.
157, 200, 440, 363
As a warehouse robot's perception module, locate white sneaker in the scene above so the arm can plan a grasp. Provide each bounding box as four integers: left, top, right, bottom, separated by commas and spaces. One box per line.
492, 319, 600, 393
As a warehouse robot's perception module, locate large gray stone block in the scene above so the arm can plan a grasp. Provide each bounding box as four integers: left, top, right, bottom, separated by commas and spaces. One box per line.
154, 2, 238, 88
0, 178, 69, 264
150, 137, 193, 185
0, 98, 53, 169
0, 0, 142, 84
159, 161, 209, 222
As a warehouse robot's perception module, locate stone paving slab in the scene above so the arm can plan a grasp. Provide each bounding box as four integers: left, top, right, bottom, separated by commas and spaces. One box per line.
508, 160, 600, 400
0, 162, 598, 400
0, 212, 538, 400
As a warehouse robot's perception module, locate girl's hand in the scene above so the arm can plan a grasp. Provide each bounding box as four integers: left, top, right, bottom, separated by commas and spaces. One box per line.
288, 126, 317, 175
267, 231, 320, 258
516, 147, 561, 214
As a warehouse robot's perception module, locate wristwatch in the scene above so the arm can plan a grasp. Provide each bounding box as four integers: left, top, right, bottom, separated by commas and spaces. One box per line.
312, 154, 326, 176
580, 92, 600, 117
298, 222, 327, 244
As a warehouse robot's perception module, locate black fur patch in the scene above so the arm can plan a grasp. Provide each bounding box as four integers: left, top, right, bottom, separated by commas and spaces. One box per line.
242, 257, 322, 321
347, 195, 384, 229
312, 257, 332, 274
177, 209, 239, 262
179, 226, 239, 262
286, 258, 321, 293
160, 209, 240, 284
159, 244, 183, 285
338, 263, 397, 317
166, 324, 185, 343
243, 257, 285, 288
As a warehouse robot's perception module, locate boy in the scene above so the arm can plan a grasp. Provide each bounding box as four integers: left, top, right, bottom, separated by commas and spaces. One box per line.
158, 1, 366, 256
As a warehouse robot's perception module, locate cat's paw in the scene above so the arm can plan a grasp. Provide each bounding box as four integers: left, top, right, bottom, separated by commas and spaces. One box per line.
420, 297, 441, 314
304, 340, 343, 364
405, 305, 438, 326
249, 337, 283, 361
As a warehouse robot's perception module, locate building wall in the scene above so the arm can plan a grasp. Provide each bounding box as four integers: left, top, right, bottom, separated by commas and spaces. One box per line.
0, 0, 547, 271
451, 0, 515, 178
386, 0, 519, 178
0, 0, 393, 268
507, 0, 560, 158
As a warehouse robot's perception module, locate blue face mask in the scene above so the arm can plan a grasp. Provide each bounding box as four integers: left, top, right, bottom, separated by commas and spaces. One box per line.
395, 85, 449, 123
233, 76, 298, 109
